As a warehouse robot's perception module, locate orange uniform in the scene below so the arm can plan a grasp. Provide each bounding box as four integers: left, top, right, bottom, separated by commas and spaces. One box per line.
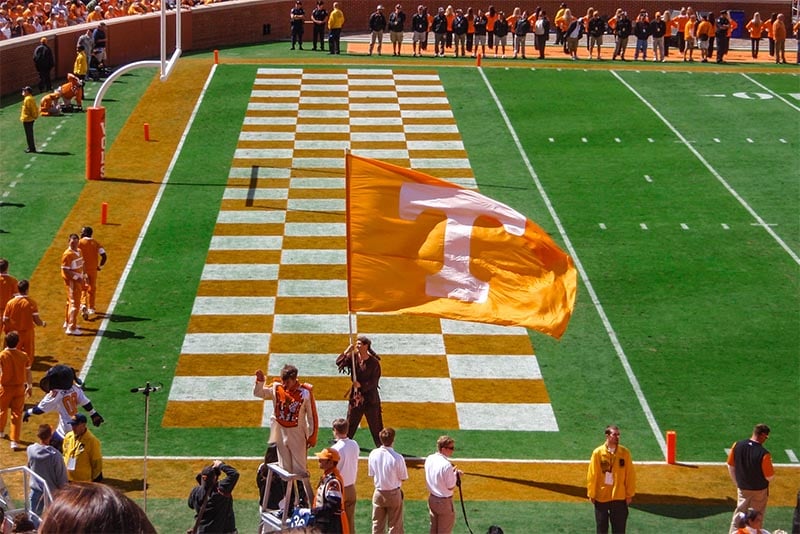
61, 243, 84, 331
79, 236, 105, 311
0, 273, 18, 326
0, 345, 33, 443
3, 295, 40, 359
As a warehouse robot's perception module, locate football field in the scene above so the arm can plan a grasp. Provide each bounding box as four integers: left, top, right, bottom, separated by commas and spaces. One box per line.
0, 47, 798, 531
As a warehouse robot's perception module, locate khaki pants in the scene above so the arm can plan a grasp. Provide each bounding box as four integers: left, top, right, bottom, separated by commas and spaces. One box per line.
428, 494, 455, 534
372, 487, 403, 534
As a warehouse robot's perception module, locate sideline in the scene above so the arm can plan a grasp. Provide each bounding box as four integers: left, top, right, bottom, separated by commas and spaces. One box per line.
79, 64, 219, 380
476, 66, 668, 459
610, 70, 800, 266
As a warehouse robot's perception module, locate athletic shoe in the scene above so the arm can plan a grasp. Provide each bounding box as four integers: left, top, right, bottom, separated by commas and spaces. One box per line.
10, 441, 18, 450
66, 327, 83, 336
88, 308, 95, 315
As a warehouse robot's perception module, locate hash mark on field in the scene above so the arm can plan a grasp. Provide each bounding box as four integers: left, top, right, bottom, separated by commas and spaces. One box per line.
680, 223, 689, 230
779, 138, 787, 143
721, 223, 730, 230
581, 137, 588, 143
751, 222, 778, 227
2, 192, 9, 198
713, 138, 721, 143
10, 181, 17, 188
614, 138, 621, 143
644, 175, 652, 183
640, 223, 648, 230
746, 138, 754, 143
787, 450, 799, 463
599, 223, 607, 230
548, 137, 555, 143
647, 138, 654, 143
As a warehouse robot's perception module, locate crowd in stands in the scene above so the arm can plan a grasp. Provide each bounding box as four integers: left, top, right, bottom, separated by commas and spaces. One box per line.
0, 0, 209, 40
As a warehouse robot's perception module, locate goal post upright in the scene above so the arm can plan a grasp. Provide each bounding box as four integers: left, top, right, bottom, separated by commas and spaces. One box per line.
86, 3, 183, 180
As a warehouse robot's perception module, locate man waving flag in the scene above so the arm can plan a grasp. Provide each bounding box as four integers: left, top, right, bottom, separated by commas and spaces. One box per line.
345, 153, 577, 339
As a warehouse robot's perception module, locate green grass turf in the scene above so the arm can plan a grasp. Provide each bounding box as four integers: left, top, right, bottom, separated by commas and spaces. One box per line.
141, 496, 797, 533
2, 62, 796, 463
0, 69, 159, 279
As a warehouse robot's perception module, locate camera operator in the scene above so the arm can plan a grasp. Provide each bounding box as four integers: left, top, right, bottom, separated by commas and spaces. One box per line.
188, 460, 239, 534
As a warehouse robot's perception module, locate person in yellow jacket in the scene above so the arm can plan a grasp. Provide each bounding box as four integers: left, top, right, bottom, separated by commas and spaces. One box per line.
20, 86, 38, 153
587, 425, 636, 534
327, 1, 344, 54
62, 413, 103, 482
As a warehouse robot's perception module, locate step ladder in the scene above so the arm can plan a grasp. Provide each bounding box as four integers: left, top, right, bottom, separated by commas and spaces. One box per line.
257, 462, 312, 533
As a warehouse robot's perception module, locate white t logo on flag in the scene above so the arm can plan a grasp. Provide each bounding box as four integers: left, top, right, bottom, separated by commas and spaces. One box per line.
399, 183, 526, 303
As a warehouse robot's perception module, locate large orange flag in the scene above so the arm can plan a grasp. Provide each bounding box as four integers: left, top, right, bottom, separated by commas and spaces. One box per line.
345, 154, 578, 339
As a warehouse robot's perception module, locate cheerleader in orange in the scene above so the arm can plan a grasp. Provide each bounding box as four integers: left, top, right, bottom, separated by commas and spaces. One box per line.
2, 280, 46, 360
78, 226, 107, 319
60, 234, 85, 335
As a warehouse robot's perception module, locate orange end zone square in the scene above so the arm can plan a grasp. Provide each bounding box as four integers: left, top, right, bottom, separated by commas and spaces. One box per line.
175, 354, 268, 376
380, 402, 459, 429
444, 334, 534, 355
163, 401, 264, 428
452, 378, 550, 403
187, 314, 274, 333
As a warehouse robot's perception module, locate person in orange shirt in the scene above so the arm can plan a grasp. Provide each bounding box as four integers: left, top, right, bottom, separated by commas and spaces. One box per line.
0, 331, 33, 450
696, 14, 712, 62
772, 13, 786, 64
794, 19, 800, 64
444, 4, 454, 49
674, 7, 688, 52
0, 260, 18, 324
78, 226, 107, 319
61, 233, 85, 335
56, 72, 83, 110
683, 15, 695, 62
485, 5, 498, 50
745, 12, 764, 58
764, 13, 776, 57
2, 280, 46, 361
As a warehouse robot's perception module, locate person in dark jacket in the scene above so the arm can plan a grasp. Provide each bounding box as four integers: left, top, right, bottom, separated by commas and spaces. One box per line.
533, 10, 550, 59
649, 12, 667, 61
633, 11, 650, 60
188, 460, 239, 534
33, 38, 55, 92
612, 11, 632, 60
587, 10, 605, 59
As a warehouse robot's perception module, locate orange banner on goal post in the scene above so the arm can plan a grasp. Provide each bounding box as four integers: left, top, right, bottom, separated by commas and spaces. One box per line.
345, 153, 578, 339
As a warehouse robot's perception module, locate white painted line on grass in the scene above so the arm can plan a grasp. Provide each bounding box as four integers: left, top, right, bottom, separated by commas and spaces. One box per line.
680, 223, 689, 230
787, 449, 799, 463
740, 73, 800, 112
599, 223, 607, 230
612, 70, 800, 267
79, 65, 219, 381
479, 67, 668, 458
640, 223, 648, 230
103, 455, 800, 466
644, 175, 652, 183
721, 223, 730, 230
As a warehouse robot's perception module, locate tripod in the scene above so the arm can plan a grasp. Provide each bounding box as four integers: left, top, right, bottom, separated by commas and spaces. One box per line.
130, 382, 161, 512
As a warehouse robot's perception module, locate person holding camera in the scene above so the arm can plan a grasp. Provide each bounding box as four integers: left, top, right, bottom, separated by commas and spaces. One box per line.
188, 460, 239, 534
587, 425, 636, 533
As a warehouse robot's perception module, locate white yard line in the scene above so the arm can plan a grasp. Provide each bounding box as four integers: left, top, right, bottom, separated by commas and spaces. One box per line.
740, 72, 800, 112
611, 70, 800, 267
477, 67, 668, 459
79, 64, 219, 381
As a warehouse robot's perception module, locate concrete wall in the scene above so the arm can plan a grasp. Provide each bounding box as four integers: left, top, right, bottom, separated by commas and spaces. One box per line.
0, 0, 791, 97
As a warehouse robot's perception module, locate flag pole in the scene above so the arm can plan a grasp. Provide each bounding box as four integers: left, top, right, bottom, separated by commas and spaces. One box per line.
344, 148, 361, 404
